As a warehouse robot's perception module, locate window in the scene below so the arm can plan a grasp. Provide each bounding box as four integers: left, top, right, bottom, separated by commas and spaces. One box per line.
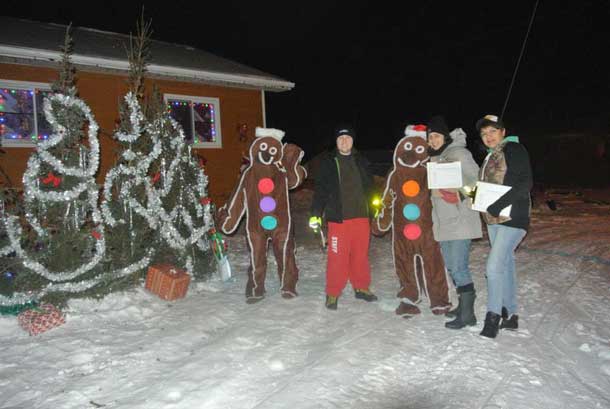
0, 80, 53, 147
164, 94, 222, 148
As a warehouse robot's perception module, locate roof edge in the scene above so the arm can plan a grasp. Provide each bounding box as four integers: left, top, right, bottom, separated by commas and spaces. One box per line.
0, 45, 295, 92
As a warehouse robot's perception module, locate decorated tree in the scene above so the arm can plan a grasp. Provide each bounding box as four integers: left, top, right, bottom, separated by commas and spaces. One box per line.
147, 93, 217, 278
100, 18, 160, 288
1, 27, 106, 308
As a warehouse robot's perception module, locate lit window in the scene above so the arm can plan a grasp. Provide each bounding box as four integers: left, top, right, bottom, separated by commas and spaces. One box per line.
164, 94, 222, 148
0, 80, 53, 147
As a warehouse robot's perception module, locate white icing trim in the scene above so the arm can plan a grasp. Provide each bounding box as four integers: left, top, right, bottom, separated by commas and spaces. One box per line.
255, 127, 285, 141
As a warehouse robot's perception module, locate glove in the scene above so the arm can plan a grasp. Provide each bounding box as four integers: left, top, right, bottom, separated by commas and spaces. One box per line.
486, 203, 501, 217
439, 189, 459, 204
309, 216, 322, 230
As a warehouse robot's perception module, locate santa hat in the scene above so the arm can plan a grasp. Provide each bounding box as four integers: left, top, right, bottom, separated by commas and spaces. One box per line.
255, 127, 285, 141
404, 124, 427, 139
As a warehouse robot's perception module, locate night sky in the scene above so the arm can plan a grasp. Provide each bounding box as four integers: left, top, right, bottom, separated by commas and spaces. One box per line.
4, 1, 610, 167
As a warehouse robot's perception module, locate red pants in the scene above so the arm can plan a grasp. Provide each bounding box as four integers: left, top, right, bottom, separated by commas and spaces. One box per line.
326, 218, 371, 296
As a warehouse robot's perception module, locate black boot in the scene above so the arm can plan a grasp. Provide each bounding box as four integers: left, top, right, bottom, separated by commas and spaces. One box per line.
480, 311, 501, 338
354, 288, 378, 302
325, 295, 338, 310
500, 314, 519, 330
445, 290, 477, 329
445, 284, 474, 319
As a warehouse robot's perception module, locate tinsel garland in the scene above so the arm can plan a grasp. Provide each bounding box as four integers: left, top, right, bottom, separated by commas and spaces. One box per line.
101, 93, 162, 228
148, 118, 214, 273
3, 92, 107, 292
0, 250, 153, 308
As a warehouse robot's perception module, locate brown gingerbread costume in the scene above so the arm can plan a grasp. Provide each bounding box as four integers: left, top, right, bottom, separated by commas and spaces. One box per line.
372, 125, 451, 317
217, 127, 307, 303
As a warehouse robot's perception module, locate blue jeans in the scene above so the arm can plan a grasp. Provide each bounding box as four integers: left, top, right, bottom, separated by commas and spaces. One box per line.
440, 239, 473, 288
486, 224, 526, 316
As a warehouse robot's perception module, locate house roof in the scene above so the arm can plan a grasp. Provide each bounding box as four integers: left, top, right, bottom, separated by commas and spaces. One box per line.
0, 17, 294, 92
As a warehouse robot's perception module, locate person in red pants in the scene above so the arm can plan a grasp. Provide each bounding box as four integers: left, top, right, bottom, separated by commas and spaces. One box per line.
309, 126, 378, 310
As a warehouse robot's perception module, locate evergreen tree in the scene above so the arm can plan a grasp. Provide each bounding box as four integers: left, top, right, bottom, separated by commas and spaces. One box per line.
147, 93, 216, 277
2, 26, 106, 307
100, 17, 160, 289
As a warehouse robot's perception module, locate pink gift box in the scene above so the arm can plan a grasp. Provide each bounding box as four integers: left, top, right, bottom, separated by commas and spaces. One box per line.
17, 304, 66, 336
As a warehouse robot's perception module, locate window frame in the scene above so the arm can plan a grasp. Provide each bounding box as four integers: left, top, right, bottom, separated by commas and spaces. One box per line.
0, 79, 53, 148
163, 93, 222, 149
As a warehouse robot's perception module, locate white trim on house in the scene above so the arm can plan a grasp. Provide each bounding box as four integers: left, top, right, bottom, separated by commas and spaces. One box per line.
0, 78, 52, 148
0, 45, 295, 92
163, 93, 223, 149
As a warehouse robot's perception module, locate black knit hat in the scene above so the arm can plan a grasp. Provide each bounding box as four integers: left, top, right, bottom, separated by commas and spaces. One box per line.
334, 125, 356, 139
426, 115, 451, 140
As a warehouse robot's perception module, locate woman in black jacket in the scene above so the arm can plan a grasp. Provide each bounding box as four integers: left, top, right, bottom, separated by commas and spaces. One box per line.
476, 115, 533, 339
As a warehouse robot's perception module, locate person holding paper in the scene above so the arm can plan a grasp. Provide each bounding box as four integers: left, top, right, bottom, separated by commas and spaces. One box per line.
477, 115, 533, 339
427, 116, 482, 330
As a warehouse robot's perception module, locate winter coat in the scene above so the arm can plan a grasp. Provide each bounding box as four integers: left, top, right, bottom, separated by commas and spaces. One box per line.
310, 149, 374, 223
480, 136, 533, 231
430, 129, 483, 242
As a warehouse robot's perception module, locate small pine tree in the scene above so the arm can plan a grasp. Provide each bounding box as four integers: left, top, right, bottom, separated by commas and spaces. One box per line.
99, 16, 160, 292
147, 92, 216, 277
2, 25, 106, 307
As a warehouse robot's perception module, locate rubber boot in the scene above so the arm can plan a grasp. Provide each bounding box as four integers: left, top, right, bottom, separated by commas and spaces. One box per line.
445, 290, 477, 329
445, 284, 474, 318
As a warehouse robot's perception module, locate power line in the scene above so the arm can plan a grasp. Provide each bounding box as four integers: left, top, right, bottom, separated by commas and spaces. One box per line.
501, 0, 540, 120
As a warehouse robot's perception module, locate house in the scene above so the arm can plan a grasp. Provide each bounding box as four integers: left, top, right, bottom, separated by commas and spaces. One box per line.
0, 17, 294, 204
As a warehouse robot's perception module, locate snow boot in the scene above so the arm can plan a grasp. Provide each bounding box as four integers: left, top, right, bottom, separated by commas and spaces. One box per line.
480, 311, 501, 339
354, 288, 378, 302
445, 284, 474, 318
325, 295, 338, 310
445, 289, 477, 329
500, 314, 519, 330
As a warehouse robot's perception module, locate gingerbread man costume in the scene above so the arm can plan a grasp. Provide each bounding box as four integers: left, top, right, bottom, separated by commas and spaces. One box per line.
217, 127, 307, 303
372, 125, 451, 317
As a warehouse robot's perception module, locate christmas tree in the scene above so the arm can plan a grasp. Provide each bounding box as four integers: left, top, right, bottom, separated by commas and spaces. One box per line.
1, 26, 106, 307
100, 18, 160, 289
147, 93, 216, 278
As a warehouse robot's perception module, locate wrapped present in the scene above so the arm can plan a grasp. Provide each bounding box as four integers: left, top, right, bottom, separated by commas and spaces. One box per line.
17, 303, 66, 336
145, 264, 191, 301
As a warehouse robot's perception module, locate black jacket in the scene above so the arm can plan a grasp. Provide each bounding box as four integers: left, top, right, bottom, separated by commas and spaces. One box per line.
485, 141, 533, 231
310, 149, 374, 223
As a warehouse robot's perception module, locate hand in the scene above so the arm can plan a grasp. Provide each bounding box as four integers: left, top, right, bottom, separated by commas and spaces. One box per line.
439, 189, 459, 204
309, 216, 322, 230
486, 203, 501, 217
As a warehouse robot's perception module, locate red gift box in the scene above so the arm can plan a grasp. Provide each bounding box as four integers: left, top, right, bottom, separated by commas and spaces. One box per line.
145, 264, 191, 301
17, 304, 66, 336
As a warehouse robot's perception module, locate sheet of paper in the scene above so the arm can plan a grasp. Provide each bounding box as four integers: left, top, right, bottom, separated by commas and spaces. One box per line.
472, 181, 512, 217
426, 161, 463, 189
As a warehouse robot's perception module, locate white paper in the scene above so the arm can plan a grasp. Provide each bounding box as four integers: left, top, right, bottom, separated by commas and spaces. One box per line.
472, 181, 512, 217
426, 161, 463, 189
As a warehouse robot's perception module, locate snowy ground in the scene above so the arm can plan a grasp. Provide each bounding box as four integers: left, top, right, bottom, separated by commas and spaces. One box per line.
1, 188, 610, 409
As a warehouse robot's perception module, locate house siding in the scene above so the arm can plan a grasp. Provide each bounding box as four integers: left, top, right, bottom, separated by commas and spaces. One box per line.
0, 62, 264, 205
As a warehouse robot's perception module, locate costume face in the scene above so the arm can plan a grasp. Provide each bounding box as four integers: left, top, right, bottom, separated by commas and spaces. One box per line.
395, 136, 429, 168
336, 135, 353, 155
251, 137, 283, 165
427, 132, 445, 150
480, 126, 506, 149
